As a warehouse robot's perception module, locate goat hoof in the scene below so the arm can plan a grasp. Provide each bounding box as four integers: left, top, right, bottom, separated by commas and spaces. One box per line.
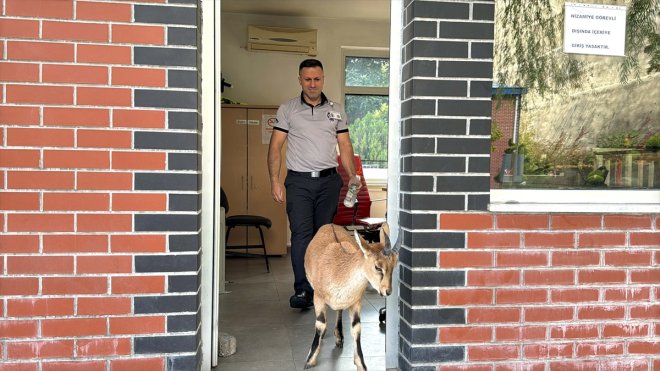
304, 361, 315, 369
335, 339, 343, 348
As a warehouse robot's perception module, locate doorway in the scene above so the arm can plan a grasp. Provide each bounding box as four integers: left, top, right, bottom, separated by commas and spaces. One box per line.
201, 0, 403, 369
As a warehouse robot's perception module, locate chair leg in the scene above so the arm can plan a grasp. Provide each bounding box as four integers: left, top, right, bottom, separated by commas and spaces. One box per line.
257, 226, 270, 273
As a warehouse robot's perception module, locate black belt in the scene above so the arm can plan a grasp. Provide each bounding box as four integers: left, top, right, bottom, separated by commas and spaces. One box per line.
288, 168, 337, 178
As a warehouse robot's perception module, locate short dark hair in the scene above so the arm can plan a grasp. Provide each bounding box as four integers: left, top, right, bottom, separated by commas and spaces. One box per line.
299, 59, 323, 73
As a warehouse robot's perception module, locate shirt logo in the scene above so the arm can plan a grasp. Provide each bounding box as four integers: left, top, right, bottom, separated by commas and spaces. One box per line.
327, 111, 342, 121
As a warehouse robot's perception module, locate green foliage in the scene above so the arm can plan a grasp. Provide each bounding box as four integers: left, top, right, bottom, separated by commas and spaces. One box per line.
491, 120, 503, 152
520, 124, 593, 174
644, 133, 660, 151
596, 130, 645, 148
345, 57, 389, 87
349, 103, 389, 166
495, 0, 660, 96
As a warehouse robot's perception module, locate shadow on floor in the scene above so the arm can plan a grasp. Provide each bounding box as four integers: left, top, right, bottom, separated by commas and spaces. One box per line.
214, 255, 391, 371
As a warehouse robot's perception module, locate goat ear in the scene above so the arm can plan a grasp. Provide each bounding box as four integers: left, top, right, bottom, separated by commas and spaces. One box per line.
353, 230, 368, 257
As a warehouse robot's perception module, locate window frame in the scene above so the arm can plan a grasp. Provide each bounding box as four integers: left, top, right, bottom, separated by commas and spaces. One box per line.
341, 46, 390, 186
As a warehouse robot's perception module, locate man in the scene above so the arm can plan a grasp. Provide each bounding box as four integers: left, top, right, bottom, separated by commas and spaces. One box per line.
268, 58, 361, 309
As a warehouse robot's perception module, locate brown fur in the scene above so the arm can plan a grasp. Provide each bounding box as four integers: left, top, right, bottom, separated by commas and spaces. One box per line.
303, 223, 398, 370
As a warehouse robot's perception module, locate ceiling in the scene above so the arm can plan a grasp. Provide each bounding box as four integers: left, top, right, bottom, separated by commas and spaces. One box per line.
221, 0, 391, 22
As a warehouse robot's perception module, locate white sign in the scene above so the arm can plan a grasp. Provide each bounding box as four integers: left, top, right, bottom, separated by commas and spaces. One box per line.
564, 2, 627, 56
262, 114, 277, 144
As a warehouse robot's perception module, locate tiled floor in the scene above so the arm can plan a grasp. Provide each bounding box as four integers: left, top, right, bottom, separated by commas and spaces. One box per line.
215, 254, 392, 370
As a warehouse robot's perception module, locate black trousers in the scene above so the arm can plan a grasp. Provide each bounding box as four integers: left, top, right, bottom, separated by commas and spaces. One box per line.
284, 171, 343, 294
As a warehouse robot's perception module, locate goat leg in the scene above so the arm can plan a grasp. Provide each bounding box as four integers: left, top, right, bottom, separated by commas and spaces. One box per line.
349, 302, 367, 371
304, 304, 326, 369
334, 309, 344, 347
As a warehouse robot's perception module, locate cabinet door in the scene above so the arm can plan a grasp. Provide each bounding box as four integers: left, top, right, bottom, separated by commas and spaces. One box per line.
221, 107, 248, 248
246, 108, 288, 255
220, 107, 248, 213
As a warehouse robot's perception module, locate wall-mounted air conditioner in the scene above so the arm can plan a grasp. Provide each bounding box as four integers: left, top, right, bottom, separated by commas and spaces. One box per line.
247, 25, 318, 56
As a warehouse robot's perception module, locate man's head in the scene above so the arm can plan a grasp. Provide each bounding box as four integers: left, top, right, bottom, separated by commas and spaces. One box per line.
298, 59, 324, 104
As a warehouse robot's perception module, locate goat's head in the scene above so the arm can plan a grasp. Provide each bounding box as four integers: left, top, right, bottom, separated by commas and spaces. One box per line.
353, 225, 399, 297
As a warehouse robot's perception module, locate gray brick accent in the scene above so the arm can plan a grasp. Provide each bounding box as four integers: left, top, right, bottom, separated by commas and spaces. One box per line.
402, 118, 468, 136
400, 342, 464, 364
400, 266, 465, 287
169, 0, 197, 4
408, 40, 468, 58
169, 153, 199, 171
135, 254, 198, 272
135, 5, 196, 25
413, 231, 465, 249
399, 248, 437, 268
134, 47, 196, 67
406, 194, 465, 211
437, 61, 492, 78
399, 211, 438, 230
436, 176, 489, 192
402, 156, 465, 172
168, 355, 198, 371
473, 3, 495, 21
169, 234, 199, 252
403, 21, 436, 41
169, 194, 199, 211
168, 274, 199, 292
169, 111, 198, 130
135, 214, 199, 232
168, 314, 198, 332
436, 99, 491, 117
470, 80, 492, 98
135, 89, 197, 109
408, 307, 466, 325
439, 21, 494, 39
472, 42, 494, 58
168, 27, 197, 46
168, 69, 197, 88
436, 138, 490, 154
135, 131, 198, 150
401, 175, 434, 192
402, 60, 435, 79
134, 295, 198, 314
469, 119, 491, 135
135, 173, 198, 191
468, 157, 490, 172
408, 79, 467, 97
400, 286, 438, 306
410, 1, 469, 20
135, 335, 197, 353
399, 321, 438, 344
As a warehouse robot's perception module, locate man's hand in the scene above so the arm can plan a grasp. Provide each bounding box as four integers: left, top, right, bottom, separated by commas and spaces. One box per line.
271, 182, 285, 203
348, 175, 362, 192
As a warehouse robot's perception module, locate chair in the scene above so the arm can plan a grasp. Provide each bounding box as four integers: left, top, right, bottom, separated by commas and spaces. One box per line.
333, 155, 386, 243
221, 188, 271, 272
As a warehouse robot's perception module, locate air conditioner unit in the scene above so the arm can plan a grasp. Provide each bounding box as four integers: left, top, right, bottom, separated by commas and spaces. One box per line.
247, 25, 318, 56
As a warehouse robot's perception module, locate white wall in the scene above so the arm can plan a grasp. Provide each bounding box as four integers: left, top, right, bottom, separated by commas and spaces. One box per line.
220, 12, 390, 106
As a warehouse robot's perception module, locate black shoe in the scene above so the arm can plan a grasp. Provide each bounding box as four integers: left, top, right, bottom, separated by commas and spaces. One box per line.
290, 291, 313, 309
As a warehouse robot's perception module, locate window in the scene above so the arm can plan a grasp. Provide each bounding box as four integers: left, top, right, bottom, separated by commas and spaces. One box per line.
490, 1, 659, 211
342, 48, 390, 183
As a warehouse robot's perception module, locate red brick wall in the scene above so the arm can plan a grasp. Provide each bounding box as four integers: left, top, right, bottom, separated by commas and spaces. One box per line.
1, 1, 200, 369
437, 212, 659, 369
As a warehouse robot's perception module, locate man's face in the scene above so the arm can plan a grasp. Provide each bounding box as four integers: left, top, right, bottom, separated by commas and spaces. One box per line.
298, 66, 324, 103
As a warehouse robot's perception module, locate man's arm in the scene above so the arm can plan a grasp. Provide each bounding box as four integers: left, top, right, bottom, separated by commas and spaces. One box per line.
337, 132, 361, 190
267, 129, 287, 203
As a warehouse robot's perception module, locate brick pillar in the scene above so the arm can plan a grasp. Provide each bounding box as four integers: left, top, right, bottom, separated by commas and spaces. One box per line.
0, 0, 201, 369
398, 0, 494, 369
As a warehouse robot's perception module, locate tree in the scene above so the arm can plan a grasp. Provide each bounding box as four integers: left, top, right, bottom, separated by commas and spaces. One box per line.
495, 0, 659, 96
349, 103, 389, 167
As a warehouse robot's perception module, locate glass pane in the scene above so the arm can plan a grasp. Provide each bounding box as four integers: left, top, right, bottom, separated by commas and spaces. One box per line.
491, 2, 660, 191
345, 94, 389, 169
345, 57, 389, 87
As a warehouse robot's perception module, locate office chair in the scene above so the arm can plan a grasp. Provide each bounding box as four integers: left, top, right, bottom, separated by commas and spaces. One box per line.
333, 155, 386, 243
221, 188, 271, 272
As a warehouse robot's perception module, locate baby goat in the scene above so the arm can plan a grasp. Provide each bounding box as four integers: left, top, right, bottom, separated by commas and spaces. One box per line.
303, 223, 399, 371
